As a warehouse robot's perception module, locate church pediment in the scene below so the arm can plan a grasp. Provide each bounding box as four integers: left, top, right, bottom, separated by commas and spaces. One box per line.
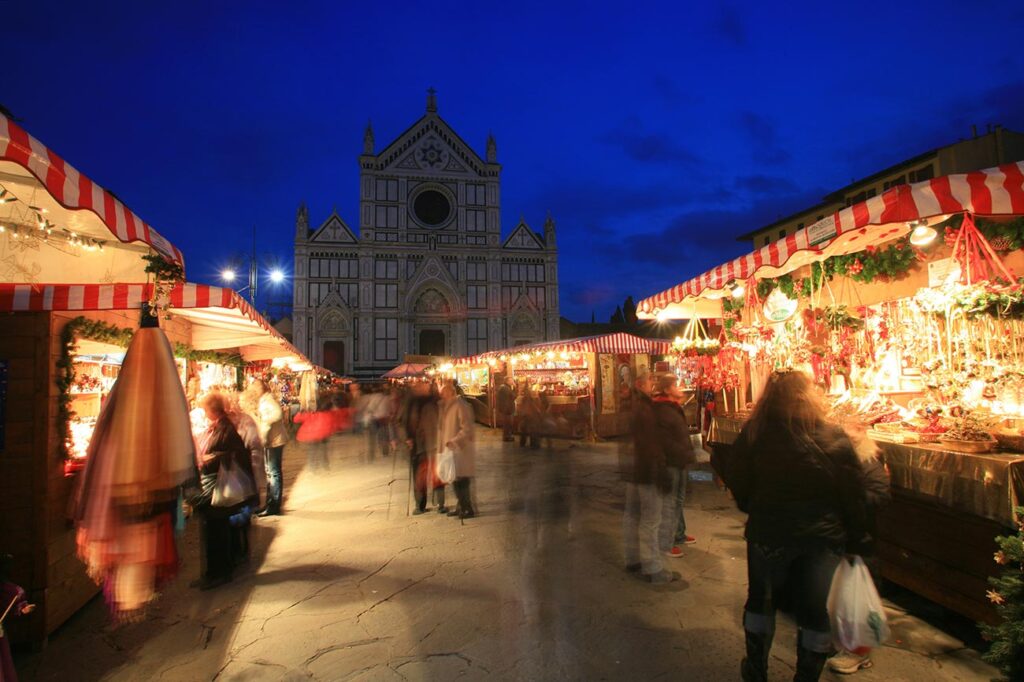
502, 221, 546, 250
311, 213, 358, 243
404, 256, 463, 313
375, 116, 485, 177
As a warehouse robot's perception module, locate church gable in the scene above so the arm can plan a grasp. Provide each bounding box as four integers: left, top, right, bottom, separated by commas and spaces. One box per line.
311, 213, 358, 244
376, 117, 485, 176
503, 221, 546, 250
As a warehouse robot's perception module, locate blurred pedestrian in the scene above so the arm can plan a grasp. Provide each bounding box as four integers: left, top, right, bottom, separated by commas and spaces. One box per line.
728, 370, 869, 682
651, 374, 697, 560
516, 384, 541, 449
622, 373, 679, 584
190, 393, 254, 590
294, 394, 337, 472
405, 381, 443, 514
496, 376, 516, 442
252, 379, 289, 517
438, 380, 476, 519
226, 393, 262, 563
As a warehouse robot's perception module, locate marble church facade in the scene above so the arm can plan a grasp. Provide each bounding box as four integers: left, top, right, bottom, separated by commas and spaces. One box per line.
292, 92, 560, 378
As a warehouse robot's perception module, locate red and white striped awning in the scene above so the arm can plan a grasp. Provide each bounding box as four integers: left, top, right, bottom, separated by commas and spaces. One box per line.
0, 112, 184, 282
455, 333, 672, 365
0, 281, 309, 367
638, 161, 1024, 318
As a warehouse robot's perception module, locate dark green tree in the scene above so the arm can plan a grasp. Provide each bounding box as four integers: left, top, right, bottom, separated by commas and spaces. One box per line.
981, 507, 1024, 681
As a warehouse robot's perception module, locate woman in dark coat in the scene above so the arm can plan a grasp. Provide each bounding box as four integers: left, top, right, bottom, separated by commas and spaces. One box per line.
190, 393, 253, 590
729, 370, 869, 682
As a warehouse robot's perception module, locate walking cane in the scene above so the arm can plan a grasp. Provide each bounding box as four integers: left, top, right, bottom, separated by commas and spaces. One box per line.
386, 437, 399, 521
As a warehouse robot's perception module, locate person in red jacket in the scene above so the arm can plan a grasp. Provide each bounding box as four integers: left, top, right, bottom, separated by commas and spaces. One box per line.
293, 395, 337, 471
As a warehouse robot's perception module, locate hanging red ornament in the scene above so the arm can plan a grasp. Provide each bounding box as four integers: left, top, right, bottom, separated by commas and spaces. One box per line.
848, 259, 864, 276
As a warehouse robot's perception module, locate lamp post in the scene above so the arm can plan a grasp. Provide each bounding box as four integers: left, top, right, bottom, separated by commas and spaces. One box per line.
219, 225, 286, 306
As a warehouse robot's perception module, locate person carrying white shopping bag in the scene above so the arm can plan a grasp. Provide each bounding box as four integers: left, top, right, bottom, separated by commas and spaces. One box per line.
828, 556, 891, 659
436, 380, 476, 519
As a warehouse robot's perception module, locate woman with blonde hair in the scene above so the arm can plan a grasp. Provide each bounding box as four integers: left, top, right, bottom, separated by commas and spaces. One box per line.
728, 370, 869, 682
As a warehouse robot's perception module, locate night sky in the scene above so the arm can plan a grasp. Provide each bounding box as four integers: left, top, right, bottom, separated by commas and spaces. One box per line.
6, 1, 1024, 320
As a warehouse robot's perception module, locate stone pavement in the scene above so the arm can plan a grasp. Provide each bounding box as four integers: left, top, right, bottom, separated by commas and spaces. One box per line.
16, 429, 997, 681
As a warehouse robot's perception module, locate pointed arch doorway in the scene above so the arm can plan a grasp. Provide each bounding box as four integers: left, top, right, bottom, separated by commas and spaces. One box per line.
418, 329, 446, 356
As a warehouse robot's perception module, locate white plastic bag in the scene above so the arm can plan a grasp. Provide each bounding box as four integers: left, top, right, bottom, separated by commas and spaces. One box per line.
212, 460, 253, 508
827, 556, 890, 651
435, 447, 456, 484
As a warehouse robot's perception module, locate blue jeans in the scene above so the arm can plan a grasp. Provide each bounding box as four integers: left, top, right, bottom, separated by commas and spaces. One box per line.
623, 482, 666, 575
744, 542, 840, 653
264, 445, 284, 511
659, 467, 684, 551
673, 467, 688, 542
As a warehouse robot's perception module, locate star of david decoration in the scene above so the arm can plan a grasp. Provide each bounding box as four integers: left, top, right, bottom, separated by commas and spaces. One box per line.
419, 143, 446, 168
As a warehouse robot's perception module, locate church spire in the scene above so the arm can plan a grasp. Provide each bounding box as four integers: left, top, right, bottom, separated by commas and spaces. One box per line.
295, 202, 309, 240
363, 120, 375, 155
486, 132, 497, 163
544, 211, 557, 248
426, 87, 437, 113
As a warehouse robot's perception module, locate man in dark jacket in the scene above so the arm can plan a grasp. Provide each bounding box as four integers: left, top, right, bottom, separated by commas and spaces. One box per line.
651, 374, 697, 559
622, 373, 679, 584
496, 377, 516, 442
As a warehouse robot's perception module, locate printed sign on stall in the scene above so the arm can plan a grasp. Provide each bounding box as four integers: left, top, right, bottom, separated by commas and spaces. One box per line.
599, 354, 616, 414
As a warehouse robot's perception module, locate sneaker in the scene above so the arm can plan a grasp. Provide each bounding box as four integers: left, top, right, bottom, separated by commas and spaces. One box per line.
664, 546, 684, 559
827, 651, 872, 674
437, 506, 449, 514
412, 508, 426, 516
644, 570, 681, 584
678, 535, 696, 545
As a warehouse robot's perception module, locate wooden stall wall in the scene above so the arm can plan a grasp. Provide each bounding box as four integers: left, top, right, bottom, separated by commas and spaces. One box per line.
0, 309, 193, 645
0, 312, 51, 644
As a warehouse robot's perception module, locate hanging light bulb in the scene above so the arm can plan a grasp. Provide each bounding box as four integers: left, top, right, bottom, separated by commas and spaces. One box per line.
727, 280, 745, 298
909, 220, 937, 246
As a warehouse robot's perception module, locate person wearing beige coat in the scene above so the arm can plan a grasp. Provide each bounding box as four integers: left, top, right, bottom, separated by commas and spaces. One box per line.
437, 381, 476, 518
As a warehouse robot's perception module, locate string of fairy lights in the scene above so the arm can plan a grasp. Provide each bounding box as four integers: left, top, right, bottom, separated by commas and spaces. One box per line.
0, 184, 107, 252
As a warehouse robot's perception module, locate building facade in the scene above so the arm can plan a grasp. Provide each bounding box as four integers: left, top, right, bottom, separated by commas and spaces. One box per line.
292, 92, 559, 378
738, 126, 1024, 248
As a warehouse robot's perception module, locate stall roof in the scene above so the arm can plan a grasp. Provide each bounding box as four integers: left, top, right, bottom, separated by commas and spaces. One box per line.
0, 281, 311, 368
0, 113, 184, 283
637, 161, 1024, 319
382, 363, 429, 379
456, 333, 672, 364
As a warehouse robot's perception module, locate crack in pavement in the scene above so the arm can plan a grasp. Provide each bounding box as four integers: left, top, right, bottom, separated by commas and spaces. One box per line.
357, 546, 425, 586
303, 637, 392, 668
354, 572, 437, 623
392, 651, 489, 674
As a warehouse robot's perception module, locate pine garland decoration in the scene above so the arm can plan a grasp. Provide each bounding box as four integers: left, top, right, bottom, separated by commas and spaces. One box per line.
981, 507, 1024, 681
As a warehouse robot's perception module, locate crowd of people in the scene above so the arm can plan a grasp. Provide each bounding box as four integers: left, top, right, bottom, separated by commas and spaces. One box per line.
182, 365, 889, 681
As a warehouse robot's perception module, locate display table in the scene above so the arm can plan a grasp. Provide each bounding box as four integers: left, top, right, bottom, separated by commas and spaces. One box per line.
709, 415, 1021, 624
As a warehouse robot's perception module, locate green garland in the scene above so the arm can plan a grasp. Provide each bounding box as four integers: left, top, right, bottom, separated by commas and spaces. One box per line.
981, 506, 1024, 680
58, 316, 245, 460
755, 235, 918, 302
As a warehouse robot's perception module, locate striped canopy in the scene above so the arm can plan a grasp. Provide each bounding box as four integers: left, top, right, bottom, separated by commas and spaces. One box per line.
456, 333, 672, 365
0, 281, 309, 366
0, 113, 184, 283
638, 161, 1024, 318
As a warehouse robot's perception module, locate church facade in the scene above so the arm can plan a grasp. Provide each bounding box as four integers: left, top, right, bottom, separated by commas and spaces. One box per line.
292, 91, 560, 378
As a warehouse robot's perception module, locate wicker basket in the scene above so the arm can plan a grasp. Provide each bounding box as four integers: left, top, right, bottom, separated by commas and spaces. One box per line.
994, 431, 1024, 453
938, 438, 997, 454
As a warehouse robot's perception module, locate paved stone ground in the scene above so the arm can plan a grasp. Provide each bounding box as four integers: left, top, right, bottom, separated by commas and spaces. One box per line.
16, 428, 997, 681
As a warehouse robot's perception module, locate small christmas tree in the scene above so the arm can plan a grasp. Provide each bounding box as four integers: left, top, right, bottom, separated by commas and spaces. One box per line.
981, 506, 1024, 681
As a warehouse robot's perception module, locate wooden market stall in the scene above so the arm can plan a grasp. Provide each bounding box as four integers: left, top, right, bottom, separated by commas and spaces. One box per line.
0, 113, 313, 644
636, 161, 1024, 624
452, 333, 672, 438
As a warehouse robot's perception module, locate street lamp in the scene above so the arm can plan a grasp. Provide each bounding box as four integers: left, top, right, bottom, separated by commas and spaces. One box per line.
217, 226, 288, 306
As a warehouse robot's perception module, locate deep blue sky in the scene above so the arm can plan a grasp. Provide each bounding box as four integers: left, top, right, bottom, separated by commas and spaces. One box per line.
6, 1, 1024, 320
